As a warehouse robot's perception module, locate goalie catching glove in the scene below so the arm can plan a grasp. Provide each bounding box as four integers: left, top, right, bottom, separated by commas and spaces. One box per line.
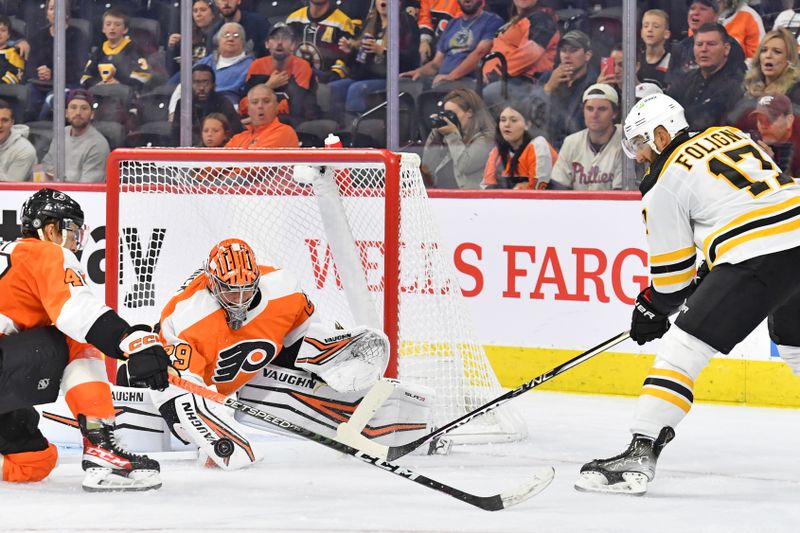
150, 383, 263, 470
295, 323, 390, 393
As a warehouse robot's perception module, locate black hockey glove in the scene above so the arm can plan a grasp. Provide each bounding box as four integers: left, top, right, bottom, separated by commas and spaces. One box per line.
630, 287, 670, 345
119, 326, 170, 390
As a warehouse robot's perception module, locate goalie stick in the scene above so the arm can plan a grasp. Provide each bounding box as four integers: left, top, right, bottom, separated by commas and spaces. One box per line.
168, 374, 555, 511
383, 330, 632, 461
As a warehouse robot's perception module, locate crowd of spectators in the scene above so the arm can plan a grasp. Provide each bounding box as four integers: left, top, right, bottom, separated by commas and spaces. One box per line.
0, 0, 798, 190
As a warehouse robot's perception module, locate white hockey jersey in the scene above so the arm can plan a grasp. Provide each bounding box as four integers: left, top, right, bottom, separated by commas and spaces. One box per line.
641, 126, 800, 296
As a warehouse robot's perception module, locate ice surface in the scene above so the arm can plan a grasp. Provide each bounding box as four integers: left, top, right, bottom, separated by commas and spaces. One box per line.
3, 391, 798, 532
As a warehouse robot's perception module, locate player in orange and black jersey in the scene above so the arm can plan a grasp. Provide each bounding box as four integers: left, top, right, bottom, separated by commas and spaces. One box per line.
0, 188, 170, 491
286, 0, 357, 83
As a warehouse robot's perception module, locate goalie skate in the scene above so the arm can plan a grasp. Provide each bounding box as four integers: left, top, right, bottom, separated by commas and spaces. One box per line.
574, 427, 674, 496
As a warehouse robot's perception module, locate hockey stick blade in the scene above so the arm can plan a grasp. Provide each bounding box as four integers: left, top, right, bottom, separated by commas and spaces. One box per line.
385, 330, 631, 461
168, 375, 553, 511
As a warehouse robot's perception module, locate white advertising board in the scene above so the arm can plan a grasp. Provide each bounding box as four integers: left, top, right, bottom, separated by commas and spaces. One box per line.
0, 186, 773, 361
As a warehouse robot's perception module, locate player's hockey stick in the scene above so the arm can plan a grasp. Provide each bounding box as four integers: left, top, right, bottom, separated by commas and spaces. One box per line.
168, 374, 555, 511
385, 330, 631, 460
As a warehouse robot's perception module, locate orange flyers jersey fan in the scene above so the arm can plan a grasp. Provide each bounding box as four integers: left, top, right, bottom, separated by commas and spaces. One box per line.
0, 238, 110, 341
159, 265, 316, 396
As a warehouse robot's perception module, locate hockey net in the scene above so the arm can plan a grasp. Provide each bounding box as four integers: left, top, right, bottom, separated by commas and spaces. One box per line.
106, 148, 526, 444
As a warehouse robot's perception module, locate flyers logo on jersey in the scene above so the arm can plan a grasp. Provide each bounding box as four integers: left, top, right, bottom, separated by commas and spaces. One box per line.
212, 340, 277, 383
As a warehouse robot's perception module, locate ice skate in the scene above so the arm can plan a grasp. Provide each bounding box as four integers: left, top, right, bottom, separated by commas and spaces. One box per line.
575, 426, 674, 496
79, 415, 162, 492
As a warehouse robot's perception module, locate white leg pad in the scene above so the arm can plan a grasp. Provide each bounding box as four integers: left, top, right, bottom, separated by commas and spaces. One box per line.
172, 393, 263, 470
236, 365, 434, 447
335, 379, 398, 458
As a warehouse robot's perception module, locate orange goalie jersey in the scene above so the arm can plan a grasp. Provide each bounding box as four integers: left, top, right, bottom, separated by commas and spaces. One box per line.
158, 265, 316, 396
0, 238, 109, 347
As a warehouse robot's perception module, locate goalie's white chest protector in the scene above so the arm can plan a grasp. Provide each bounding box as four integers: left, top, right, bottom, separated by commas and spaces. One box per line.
642, 126, 800, 296
159, 266, 315, 395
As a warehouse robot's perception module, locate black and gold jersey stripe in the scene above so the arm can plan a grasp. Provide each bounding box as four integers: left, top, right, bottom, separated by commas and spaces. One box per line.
703, 196, 800, 266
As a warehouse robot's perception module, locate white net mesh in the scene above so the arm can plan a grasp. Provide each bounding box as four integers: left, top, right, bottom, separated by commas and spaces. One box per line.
111, 149, 525, 443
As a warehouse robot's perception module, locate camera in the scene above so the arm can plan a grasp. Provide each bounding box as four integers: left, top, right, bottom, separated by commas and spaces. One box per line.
430, 109, 461, 132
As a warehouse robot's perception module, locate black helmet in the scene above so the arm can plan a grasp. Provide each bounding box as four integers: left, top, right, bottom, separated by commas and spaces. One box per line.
20, 188, 85, 237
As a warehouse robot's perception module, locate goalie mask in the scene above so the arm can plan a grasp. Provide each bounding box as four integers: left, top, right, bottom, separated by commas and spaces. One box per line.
205, 238, 260, 330
20, 188, 87, 251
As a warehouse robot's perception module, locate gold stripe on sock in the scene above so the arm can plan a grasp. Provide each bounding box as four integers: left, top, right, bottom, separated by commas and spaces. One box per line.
642, 386, 692, 413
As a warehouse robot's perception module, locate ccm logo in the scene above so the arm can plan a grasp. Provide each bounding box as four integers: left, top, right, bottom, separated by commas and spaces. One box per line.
129, 334, 159, 351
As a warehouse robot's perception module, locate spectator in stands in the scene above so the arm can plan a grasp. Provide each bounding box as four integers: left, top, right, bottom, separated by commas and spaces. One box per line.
666, 0, 746, 91
482, 0, 559, 110
210, 0, 270, 58
80, 8, 152, 91
166, 0, 221, 78
549, 84, 622, 191
750, 93, 800, 179
241, 23, 317, 126
719, 0, 764, 60
331, 0, 419, 118
287, 0, 357, 84
669, 23, 745, 131
193, 22, 253, 104
401, 0, 503, 90
199, 112, 233, 147
536, 30, 597, 150
481, 102, 556, 190
743, 28, 800, 104
170, 64, 243, 146
24, 0, 90, 121
421, 88, 495, 189
637, 9, 671, 89
0, 14, 24, 85
418, 0, 462, 65
226, 85, 299, 148
39, 89, 109, 182
0, 99, 36, 181
597, 43, 623, 99
773, 0, 800, 32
